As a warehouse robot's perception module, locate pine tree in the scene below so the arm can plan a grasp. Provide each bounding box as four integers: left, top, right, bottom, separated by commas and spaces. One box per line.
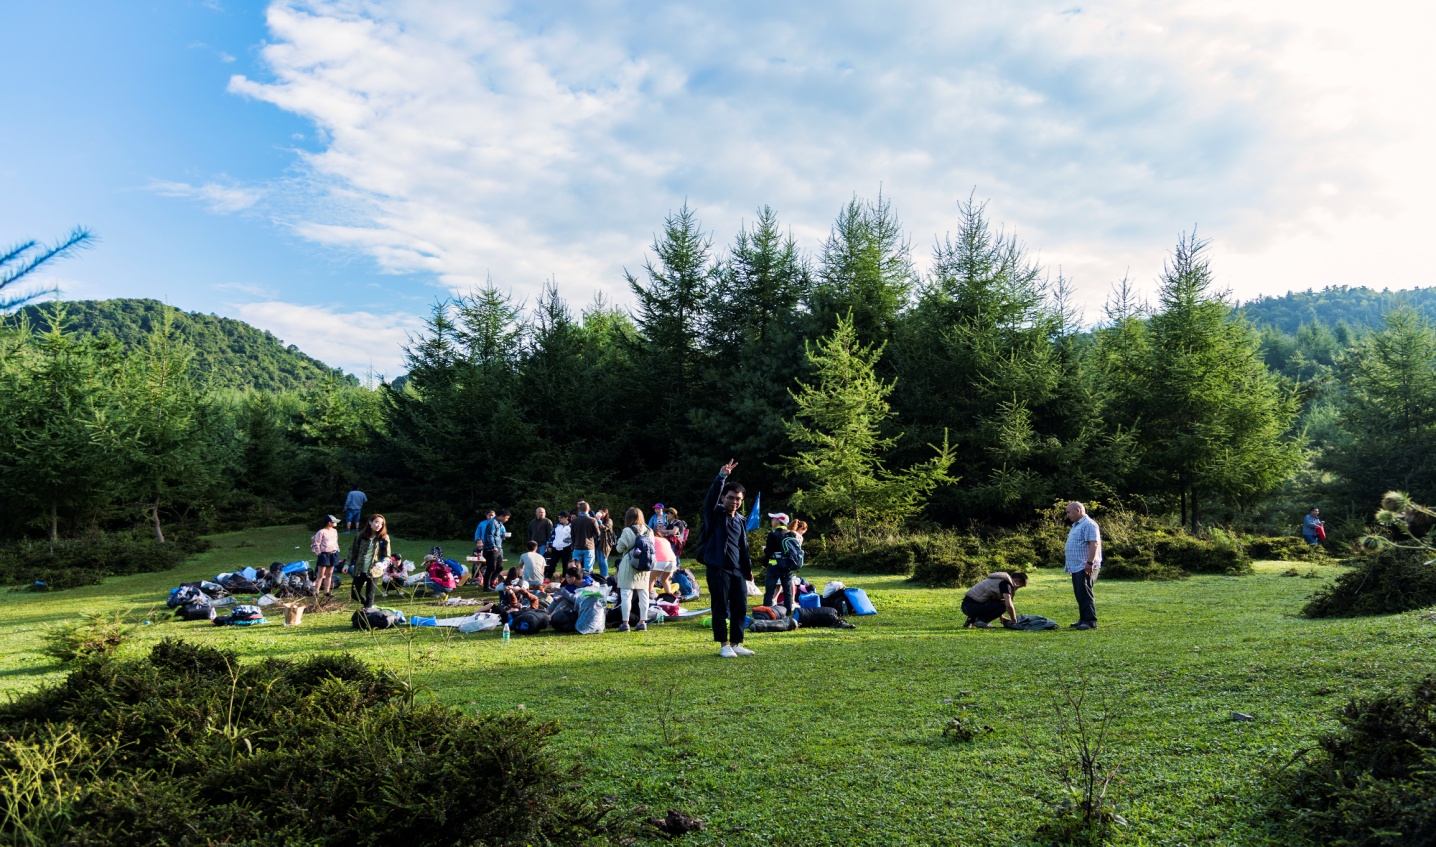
785, 312, 955, 549
1100, 233, 1302, 529
809, 192, 915, 350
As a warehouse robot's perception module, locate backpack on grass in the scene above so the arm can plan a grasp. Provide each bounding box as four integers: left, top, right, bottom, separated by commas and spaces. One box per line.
509, 609, 550, 635
351, 608, 403, 630
176, 602, 215, 621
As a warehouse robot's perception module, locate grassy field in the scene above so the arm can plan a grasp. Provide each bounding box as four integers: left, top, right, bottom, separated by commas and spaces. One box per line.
1, 524, 1431, 846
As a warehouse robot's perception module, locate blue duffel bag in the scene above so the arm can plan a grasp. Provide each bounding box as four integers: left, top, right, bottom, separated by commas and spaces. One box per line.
845, 588, 877, 615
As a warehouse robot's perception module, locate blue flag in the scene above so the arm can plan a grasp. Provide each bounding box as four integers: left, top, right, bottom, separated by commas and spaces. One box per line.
745, 492, 762, 531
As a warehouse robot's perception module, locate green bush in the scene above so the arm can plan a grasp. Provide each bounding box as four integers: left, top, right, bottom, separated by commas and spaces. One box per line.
0, 638, 632, 846
1277, 675, 1436, 846
0, 532, 210, 591
1247, 535, 1326, 562
911, 550, 987, 588
1100, 547, 1186, 581
1303, 547, 1436, 618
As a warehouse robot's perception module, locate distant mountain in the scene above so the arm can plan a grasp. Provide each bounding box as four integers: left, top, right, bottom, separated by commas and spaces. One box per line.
1238, 286, 1436, 334
12, 298, 356, 391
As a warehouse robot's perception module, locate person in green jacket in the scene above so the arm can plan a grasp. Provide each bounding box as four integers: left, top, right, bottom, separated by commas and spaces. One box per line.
347, 514, 390, 609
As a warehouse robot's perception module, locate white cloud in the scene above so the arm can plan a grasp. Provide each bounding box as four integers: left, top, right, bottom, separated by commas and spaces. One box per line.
219, 0, 1424, 316
232, 300, 424, 377
149, 179, 265, 214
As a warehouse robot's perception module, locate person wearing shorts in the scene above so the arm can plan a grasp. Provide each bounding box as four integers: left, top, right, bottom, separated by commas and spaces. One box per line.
312, 514, 341, 597
343, 485, 367, 532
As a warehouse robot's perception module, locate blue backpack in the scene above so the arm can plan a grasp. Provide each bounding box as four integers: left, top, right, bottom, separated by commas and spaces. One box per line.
630, 530, 656, 572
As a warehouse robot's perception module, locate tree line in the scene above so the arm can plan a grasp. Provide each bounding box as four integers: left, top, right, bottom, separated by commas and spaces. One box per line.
2, 194, 1432, 543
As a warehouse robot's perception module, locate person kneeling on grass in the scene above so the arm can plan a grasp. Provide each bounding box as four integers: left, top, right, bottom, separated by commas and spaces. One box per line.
962, 571, 1028, 629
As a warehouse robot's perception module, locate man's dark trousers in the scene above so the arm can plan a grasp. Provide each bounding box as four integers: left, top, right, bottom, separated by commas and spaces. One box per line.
482, 549, 503, 588
1071, 571, 1097, 624
763, 565, 798, 616
708, 568, 747, 645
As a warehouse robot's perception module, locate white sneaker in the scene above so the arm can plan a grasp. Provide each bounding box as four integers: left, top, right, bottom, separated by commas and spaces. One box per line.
732, 644, 755, 656
719, 645, 737, 658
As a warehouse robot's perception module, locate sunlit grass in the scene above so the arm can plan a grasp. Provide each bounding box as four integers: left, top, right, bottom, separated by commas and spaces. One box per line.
0, 524, 1429, 846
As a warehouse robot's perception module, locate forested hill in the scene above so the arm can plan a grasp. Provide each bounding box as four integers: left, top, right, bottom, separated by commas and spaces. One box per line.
1237, 286, 1436, 334
12, 299, 356, 391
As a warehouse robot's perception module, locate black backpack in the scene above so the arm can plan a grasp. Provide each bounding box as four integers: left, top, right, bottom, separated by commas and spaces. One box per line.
548, 596, 579, 633
509, 609, 550, 635
177, 602, 215, 621
352, 609, 402, 630
748, 615, 797, 633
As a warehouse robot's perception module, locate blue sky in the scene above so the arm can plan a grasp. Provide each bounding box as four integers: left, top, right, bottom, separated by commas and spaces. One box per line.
2, 1, 1433, 376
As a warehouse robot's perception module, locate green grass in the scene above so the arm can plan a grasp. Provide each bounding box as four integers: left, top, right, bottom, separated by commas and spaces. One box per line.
1, 524, 1432, 846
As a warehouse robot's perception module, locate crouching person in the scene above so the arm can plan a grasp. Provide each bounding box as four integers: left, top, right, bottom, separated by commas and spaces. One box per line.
962, 571, 1027, 629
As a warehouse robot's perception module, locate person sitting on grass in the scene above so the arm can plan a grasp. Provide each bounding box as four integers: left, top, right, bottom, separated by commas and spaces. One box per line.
380, 556, 412, 597
498, 568, 541, 613
520, 540, 546, 586
425, 555, 458, 601
961, 571, 1028, 629
557, 565, 593, 599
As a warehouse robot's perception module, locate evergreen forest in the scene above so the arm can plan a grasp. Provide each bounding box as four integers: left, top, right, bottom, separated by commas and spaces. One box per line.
3, 195, 1434, 547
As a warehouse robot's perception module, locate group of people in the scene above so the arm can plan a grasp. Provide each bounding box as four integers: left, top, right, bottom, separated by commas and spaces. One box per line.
324, 481, 1112, 654
959, 500, 1103, 631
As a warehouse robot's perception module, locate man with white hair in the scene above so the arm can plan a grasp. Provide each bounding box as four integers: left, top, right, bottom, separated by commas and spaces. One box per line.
1064, 501, 1102, 630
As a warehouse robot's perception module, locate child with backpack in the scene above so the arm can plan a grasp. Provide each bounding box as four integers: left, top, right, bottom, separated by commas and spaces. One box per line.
763, 516, 806, 617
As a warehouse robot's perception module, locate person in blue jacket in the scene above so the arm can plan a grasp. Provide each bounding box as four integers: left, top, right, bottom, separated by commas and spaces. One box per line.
696, 459, 755, 658
475, 509, 511, 589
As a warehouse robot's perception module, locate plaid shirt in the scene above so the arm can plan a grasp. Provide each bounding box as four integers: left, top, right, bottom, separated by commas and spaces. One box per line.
1064, 516, 1102, 573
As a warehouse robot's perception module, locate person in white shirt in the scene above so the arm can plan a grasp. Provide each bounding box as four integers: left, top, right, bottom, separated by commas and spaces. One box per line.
520, 541, 546, 586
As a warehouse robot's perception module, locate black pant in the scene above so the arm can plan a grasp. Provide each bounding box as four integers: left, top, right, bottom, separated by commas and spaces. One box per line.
763, 565, 798, 615
482, 549, 503, 588
352, 573, 376, 608
961, 596, 1005, 624
708, 568, 748, 644
1071, 571, 1097, 623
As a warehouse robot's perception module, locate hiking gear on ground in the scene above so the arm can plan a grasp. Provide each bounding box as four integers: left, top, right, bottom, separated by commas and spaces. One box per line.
509, 608, 550, 634
177, 602, 215, 621
797, 606, 844, 628
1011, 614, 1060, 631
352, 608, 402, 630
845, 588, 877, 615
798, 592, 822, 610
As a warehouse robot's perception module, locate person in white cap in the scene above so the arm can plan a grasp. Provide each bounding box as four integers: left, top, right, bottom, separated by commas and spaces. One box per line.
311, 514, 342, 597
761, 512, 798, 615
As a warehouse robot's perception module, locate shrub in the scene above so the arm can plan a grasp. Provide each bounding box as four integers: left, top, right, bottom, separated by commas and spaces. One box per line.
39, 610, 135, 663
1277, 675, 1436, 846
1247, 535, 1327, 562
1099, 547, 1185, 581
1303, 547, 1436, 618
0, 639, 632, 846
0, 532, 210, 591
912, 550, 987, 588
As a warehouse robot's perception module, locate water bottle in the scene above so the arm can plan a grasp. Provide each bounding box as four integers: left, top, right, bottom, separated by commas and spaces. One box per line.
502, 622, 511, 643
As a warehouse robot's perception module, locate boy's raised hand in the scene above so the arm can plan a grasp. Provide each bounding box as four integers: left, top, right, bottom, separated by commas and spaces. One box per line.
719, 458, 739, 477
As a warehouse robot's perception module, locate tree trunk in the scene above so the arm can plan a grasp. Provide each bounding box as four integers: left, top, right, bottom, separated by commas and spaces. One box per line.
152, 498, 166, 544
49, 498, 58, 545
855, 507, 863, 553
1179, 491, 1187, 530
1190, 489, 1201, 535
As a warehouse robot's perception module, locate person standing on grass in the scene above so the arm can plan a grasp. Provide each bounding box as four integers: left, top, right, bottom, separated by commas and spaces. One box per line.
311, 514, 341, 597
761, 512, 796, 615
1302, 507, 1325, 546
594, 507, 616, 578
697, 459, 755, 658
479, 509, 511, 590
529, 507, 553, 558
347, 514, 390, 609
614, 507, 653, 633
569, 501, 600, 575
548, 511, 573, 575
343, 485, 367, 533
1064, 502, 1101, 630
962, 571, 1028, 628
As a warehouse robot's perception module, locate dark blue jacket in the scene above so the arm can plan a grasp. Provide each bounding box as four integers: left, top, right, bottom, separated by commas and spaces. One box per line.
697, 474, 753, 579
